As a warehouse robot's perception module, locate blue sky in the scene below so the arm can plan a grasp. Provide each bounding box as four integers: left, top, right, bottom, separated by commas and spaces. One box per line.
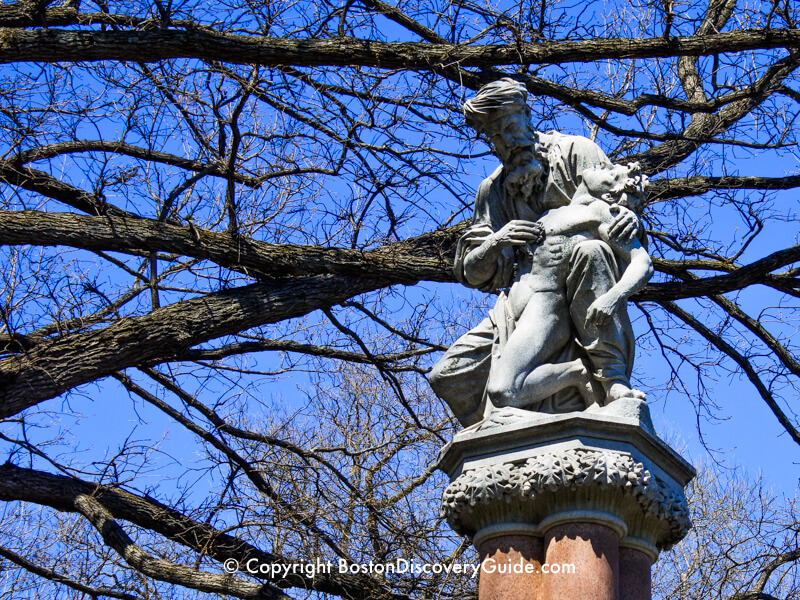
1, 7, 799, 595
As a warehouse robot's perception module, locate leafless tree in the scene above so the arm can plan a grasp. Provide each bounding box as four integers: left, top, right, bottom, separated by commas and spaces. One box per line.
0, 0, 799, 597
653, 465, 800, 600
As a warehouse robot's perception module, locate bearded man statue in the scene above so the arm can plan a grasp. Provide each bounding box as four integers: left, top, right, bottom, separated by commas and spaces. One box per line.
430, 78, 646, 426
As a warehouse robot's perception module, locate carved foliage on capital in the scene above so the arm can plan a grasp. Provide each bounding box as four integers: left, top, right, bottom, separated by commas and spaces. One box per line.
464, 463, 517, 504
441, 448, 690, 549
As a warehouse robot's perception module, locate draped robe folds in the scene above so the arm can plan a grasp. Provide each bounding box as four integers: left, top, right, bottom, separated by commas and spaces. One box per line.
431, 132, 636, 426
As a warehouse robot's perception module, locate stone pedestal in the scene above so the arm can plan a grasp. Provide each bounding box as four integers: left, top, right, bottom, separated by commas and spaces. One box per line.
437, 401, 694, 600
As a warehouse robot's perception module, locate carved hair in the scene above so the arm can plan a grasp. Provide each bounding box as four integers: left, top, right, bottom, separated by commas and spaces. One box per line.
622, 162, 648, 193
620, 162, 649, 211
592, 162, 649, 212
462, 78, 530, 133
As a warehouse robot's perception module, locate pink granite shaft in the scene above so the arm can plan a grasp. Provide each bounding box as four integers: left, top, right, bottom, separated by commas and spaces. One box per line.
478, 534, 544, 600
541, 523, 619, 600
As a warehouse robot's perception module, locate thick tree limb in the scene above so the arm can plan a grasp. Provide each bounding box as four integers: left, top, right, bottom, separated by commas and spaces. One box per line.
1, 209, 796, 304
0, 273, 387, 418
625, 52, 800, 173
751, 547, 800, 596
0, 163, 133, 218
358, 0, 445, 44
635, 245, 800, 301
79, 492, 287, 600
0, 28, 799, 68
521, 72, 787, 116
649, 174, 800, 201
0, 463, 396, 599
0, 210, 460, 283
350, 1, 787, 120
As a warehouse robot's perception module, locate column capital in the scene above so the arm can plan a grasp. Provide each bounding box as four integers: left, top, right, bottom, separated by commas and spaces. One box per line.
438, 406, 695, 554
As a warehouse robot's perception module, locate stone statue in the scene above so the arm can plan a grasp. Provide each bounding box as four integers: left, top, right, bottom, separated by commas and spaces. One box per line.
432, 82, 692, 588
430, 78, 653, 426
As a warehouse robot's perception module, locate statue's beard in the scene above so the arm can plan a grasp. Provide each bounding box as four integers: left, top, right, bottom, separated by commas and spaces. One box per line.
505, 155, 545, 202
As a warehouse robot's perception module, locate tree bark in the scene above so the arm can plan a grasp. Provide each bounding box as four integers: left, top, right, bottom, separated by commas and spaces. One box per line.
0, 463, 394, 599
0, 273, 385, 417
0, 28, 798, 69
0, 210, 460, 283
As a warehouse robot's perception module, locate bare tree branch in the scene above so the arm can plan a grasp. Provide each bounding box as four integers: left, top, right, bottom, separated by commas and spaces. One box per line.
0, 462, 404, 599
0, 544, 139, 600
1, 28, 799, 69
0, 210, 460, 283
659, 300, 800, 445
0, 273, 383, 418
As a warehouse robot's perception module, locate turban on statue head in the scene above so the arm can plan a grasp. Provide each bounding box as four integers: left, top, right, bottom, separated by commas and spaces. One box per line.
463, 78, 529, 134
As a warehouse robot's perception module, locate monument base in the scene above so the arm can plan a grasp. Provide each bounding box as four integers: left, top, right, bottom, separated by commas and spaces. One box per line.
477, 534, 543, 600
437, 402, 694, 600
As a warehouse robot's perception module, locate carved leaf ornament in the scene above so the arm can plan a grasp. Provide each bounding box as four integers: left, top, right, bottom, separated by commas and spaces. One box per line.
441, 448, 690, 548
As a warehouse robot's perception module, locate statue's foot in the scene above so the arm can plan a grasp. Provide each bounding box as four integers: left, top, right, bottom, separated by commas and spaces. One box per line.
605, 382, 647, 403
577, 359, 604, 407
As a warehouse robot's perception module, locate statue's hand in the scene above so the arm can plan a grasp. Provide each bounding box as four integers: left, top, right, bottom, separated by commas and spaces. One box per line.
462, 224, 495, 244
492, 220, 545, 247
587, 291, 622, 326
607, 204, 639, 245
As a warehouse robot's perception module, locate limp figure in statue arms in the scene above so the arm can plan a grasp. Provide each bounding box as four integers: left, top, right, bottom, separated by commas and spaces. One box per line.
483, 161, 653, 412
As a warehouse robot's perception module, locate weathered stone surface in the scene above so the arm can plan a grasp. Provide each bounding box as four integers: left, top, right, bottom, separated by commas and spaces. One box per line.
437, 410, 695, 554
442, 447, 689, 550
